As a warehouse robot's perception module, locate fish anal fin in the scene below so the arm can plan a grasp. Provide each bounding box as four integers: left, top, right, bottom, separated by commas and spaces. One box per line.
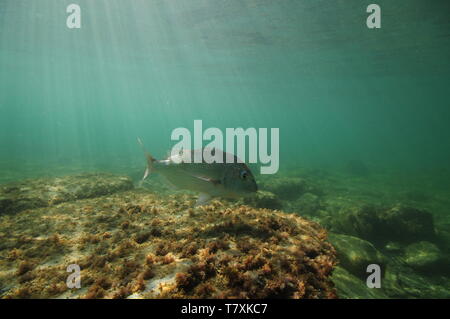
195, 193, 212, 207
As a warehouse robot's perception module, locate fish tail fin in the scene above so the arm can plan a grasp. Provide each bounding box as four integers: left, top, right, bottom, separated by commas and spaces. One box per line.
137, 137, 156, 186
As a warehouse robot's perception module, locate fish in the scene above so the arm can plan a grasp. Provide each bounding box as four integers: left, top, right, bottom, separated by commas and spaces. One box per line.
138, 138, 258, 206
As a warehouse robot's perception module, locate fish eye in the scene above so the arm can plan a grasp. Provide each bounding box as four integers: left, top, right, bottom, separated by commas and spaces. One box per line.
240, 170, 248, 180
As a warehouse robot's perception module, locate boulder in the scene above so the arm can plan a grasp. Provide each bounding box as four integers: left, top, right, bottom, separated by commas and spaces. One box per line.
327, 205, 383, 242
293, 192, 321, 215
0, 173, 133, 214
383, 241, 403, 254
328, 233, 385, 279
259, 177, 307, 200
403, 241, 448, 274
378, 205, 436, 244
383, 255, 450, 298
331, 266, 387, 299
244, 190, 282, 210
436, 226, 450, 254
328, 204, 436, 247
0, 189, 337, 299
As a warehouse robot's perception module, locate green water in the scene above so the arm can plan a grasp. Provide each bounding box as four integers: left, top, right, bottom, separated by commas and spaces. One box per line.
0, 0, 449, 299
1, 0, 449, 172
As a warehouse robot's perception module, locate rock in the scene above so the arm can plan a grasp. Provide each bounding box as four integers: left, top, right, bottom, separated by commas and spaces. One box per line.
331, 266, 388, 299
383, 256, 450, 298
331, 242, 450, 298
259, 177, 307, 200
0, 173, 134, 214
328, 204, 436, 247
403, 241, 448, 273
384, 242, 403, 253
244, 190, 282, 210
328, 233, 385, 279
403, 189, 432, 203
0, 189, 337, 299
327, 205, 383, 243
378, 205, 436, 244
436, 226, 450, 254
293, 192, 320, 215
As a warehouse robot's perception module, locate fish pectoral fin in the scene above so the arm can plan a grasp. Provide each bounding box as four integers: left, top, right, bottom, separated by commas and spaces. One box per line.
159, 175, 178, 190
195, 193, 212, 207
193, 175, 221, 185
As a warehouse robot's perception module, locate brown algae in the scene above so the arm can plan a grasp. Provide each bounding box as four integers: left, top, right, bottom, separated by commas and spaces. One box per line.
0, 174, 336, 299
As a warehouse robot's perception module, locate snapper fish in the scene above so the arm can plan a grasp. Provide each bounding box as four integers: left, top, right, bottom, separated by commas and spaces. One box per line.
138, 138, 257, 206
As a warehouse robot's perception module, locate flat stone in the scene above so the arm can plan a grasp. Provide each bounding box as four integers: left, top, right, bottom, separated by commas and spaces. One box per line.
0, 173, 133, 214
403, 241, 447, 273
328, 233, 385, 279
331, 266, 387, 299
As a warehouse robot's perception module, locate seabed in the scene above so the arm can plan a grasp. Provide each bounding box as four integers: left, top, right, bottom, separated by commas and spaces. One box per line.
0, 166, 449, 299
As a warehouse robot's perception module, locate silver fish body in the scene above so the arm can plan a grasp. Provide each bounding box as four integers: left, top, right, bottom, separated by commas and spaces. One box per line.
140, 146, 257, 204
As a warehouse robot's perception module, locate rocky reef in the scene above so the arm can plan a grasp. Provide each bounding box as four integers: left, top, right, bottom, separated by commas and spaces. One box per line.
1, 168, 449, 299
0, 173, 133, 215
0, 173, 337, 299
252, 171, 450, 299
327, 204, 436, 246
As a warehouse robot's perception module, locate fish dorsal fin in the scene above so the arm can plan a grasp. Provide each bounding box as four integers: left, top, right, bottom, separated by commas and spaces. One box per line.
195, 193, 212, 207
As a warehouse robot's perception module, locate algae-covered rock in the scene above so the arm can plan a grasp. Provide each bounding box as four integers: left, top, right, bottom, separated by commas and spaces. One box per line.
402, 189, 432, 203
0, 189, 337, 299
436, 226, 450, 254
259, 177, 307, 200
384, 241, 403, 253
378, 205, 436, 244
243, 190, 282, 210
331, 247, 450, 299
328, 233, 385, 279
325, 205, 383, 243
0, 173, 133, 214
403, 241, 447, 273
293, 192, 321, 215
331, 266, 387, 299
329, 204, 436, 247
382, 256, 450, 298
